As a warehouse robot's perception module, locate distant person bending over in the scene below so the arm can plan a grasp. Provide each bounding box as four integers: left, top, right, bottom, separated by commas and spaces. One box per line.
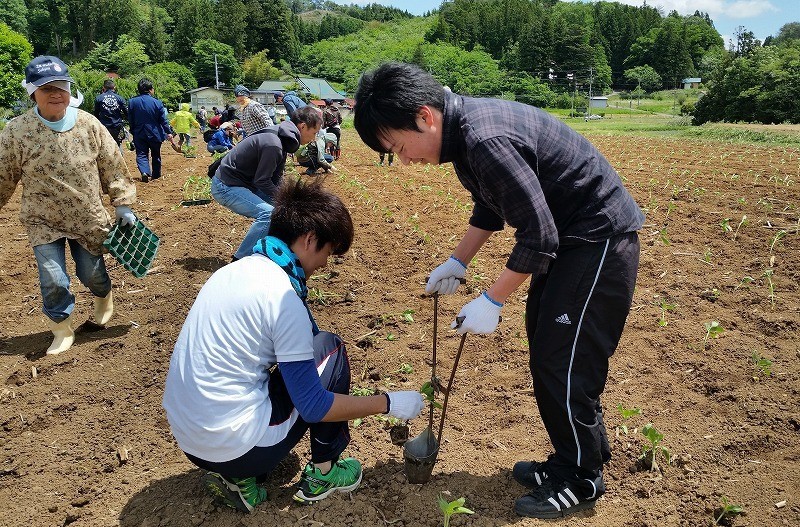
297, 128, 336, 175
170, 103, 200, 149
235, 85, 272, 136
210, 106, 322, 261
277, 91, 307, 119
354, 62, 644, 520
127, 78, 173, 183
322, 99, 342, 159
206, 122, 235, 154
267, 102, 278, 125
163, 177, 425, 513
0, 56, 137, 355
93, 78, 128, 154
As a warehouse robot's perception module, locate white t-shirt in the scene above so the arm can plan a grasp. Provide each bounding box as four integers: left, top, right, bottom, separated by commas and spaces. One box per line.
162, 254, 315, 462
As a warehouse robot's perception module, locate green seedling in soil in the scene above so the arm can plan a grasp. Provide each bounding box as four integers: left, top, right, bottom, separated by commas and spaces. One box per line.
735, 276, 754, 290
702, 247, 712, 263
751, 351, 773, 379
639, 423, 670, 472
769, 230, 786, 253
703, 321, 724, 348
761, 268, 776, 307
182, 144, 198, 158
659, 227, 670, 245
658, 300, 675, 327
713, 496, 744, 525
182, 175, 212, 202
397, 363, 414, 375
386, 333, 398, 341
352, 418, 363, 428
307, 287, 339, 306
720, 218, 732, 233
616, 403, 642, 436
420, 381, 443, 409
437, 495, 475, 527
351, 386, 375, 397
731, 215, 748, 240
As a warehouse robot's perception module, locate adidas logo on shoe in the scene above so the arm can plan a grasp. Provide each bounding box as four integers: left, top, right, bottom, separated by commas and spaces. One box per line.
514, 477, 604, 519
555, 313, 571, 324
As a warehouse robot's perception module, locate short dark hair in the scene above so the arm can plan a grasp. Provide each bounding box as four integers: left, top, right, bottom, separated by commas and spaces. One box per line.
137, 78, 153, 94
291, 105, 323, 128
269, 177, 353, 255
103, 79, 116, 91
353, 62, 445, 153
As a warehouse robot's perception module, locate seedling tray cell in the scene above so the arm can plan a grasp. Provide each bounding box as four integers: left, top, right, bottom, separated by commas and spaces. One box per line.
103, 220, 161, 278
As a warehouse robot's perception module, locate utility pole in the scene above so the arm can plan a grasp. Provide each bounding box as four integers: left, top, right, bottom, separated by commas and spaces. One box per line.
214, 54, 220, 90
587, 66, 593, 116
567, 72, 575, 116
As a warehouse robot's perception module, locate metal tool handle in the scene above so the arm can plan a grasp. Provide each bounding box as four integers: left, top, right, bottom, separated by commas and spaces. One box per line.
436, 332, 467, 446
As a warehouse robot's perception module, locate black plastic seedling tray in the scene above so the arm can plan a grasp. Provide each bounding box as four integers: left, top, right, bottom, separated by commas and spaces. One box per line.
102, 220, 160, 278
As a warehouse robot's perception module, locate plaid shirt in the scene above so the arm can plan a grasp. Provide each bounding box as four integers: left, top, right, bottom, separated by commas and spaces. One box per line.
440, 92, 644, 276
240, 100, 273, 136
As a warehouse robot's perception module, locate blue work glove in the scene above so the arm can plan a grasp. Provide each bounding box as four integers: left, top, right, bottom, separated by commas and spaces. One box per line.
425, 255, 467, 295
115, 206, 137, 227
387, 391, 426, 420
452, 292, 503, 335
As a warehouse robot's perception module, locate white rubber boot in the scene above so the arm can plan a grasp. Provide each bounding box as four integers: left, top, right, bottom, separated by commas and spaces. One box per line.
46, 314, 75, 355
94, 290, 114, 326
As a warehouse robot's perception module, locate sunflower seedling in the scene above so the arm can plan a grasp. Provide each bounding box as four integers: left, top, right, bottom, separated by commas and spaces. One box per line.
437, 495, 474, 527
751, 351, 773, 380
713, 496, 744, 525
658, 300, 675, 327
702, 321, 724, 348
639, 423, 670, 472
616, 403, 642, 436
421, 381, 443, 409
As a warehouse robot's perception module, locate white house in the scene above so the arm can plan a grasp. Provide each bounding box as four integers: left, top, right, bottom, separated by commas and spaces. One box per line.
682, 77, 701, 89
589, 96, 608, 109
188, 87, 277, 112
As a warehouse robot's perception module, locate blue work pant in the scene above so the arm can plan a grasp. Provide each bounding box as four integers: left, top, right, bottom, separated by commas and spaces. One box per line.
210, 176, 274, 260
33, 239, 111, 322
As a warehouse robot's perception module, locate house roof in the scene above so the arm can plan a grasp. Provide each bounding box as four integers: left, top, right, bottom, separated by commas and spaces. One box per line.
296, 77, 345, 100
682, 78, 702, 83
257, 80, 295, 93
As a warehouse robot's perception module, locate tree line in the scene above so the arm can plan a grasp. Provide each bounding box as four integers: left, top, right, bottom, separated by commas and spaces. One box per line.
0, 0, 798, 124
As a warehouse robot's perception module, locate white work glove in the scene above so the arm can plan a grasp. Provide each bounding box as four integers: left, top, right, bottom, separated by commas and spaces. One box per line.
425, 255, 467, 295
452, 292, 503, 335
115, 206, 137, 227
386, 391, 426, 420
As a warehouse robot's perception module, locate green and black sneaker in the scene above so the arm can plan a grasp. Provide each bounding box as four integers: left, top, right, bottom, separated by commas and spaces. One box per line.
201, 472, 267, 513
293, 457, 363, 505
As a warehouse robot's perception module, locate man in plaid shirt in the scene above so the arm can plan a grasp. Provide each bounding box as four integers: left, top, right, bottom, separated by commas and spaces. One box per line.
235, 85, 272, 137
354, 63, 644, 519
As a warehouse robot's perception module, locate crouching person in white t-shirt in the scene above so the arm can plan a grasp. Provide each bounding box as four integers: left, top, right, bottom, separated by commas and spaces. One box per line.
163, 177, 425, 513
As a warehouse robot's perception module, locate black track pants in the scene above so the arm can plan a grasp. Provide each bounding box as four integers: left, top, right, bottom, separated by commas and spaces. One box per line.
525, 232, 640, 484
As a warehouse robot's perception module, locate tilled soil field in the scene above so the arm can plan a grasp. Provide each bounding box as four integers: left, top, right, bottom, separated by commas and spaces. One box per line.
1, 126, 798, 527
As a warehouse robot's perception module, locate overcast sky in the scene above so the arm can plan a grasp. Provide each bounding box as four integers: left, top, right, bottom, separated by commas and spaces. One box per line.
363, 0, 799, 44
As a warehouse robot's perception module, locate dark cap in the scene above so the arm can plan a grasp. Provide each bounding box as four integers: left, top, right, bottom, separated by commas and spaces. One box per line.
25, 56, 74, 87
234, 85, 250, 97
324, 99, 333, 105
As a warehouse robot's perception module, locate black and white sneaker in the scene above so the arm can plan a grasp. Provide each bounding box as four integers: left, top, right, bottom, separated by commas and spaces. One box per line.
514, 476, 604, 519
512, 459, 551, 487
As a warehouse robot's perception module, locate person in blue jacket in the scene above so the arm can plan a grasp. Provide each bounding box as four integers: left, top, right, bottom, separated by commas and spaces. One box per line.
277, 91, 307, 119
93, 79, 128, 153
206, 122, 235, 153
127, 78, 172, 183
